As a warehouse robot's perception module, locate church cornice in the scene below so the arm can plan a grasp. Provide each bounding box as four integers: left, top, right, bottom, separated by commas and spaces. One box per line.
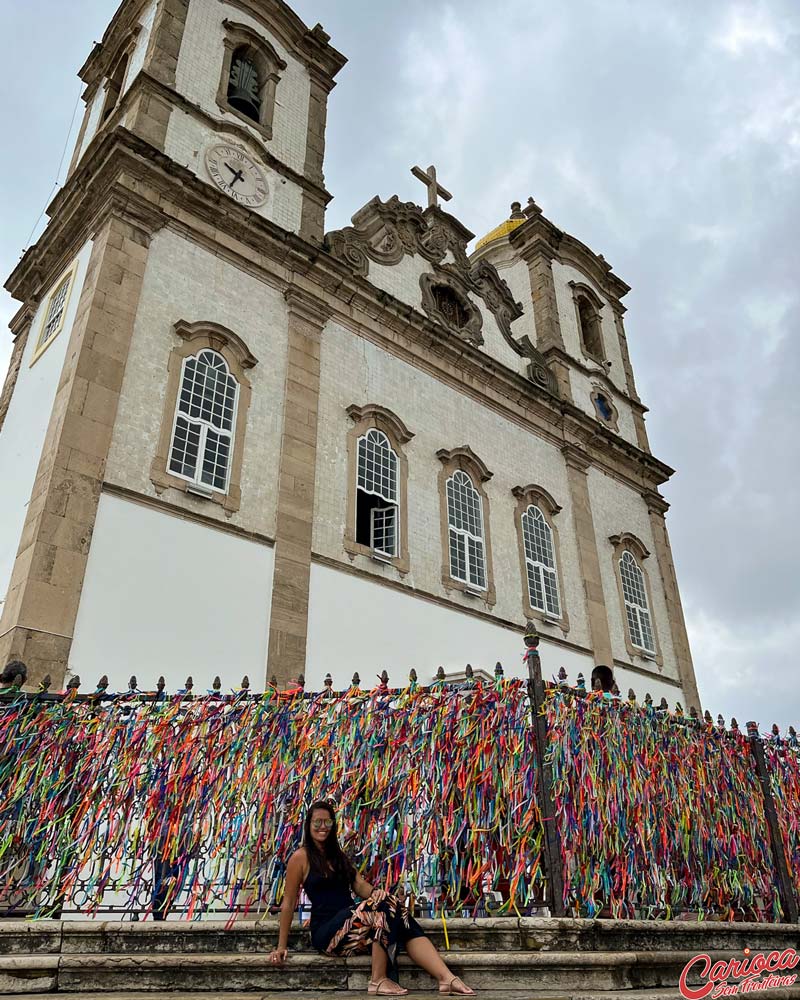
4, 125, 674, 496
509, 212, 631, 305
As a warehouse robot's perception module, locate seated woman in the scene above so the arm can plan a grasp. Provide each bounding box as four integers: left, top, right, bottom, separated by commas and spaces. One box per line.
267, 800, 475, 996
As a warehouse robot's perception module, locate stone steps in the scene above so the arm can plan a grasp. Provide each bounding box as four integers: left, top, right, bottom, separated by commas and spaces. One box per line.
0, 947, 776, 994
2, 917, 798, 996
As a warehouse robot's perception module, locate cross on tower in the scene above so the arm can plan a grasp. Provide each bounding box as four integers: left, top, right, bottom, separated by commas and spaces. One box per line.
410, 164, 453, 209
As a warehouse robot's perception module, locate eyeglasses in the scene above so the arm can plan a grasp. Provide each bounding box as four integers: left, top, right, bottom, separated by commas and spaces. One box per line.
311, 819, 334, 830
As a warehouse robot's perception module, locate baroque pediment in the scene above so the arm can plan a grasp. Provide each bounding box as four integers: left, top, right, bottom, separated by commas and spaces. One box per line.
325, 195, 559, 398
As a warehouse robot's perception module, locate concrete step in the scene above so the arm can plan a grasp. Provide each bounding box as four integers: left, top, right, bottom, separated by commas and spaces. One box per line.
1, 917, 797, 956
0, 948, 766, 995
8, 991, 800, 1000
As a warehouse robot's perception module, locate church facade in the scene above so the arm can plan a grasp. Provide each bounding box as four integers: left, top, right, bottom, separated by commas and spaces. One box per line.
0, 0, 700, 709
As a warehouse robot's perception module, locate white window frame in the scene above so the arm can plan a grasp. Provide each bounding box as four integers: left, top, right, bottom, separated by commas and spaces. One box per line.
521, 504, 561, 618
30, 263, 78, 366
356, 429, 399, 557
619, 550, 656, 655
446, 470, 486, 591
167, 349, 239, 495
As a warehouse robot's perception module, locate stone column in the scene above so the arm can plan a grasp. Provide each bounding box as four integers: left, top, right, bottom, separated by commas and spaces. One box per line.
300, 70, 334, 245
0, 213, 153, 690
266, 287, 330, 686
611, 306, 650, 453
562, 445, 613, 667
0, 308, 32, 434
643, 491, 701, 712
521, 245, 573, 401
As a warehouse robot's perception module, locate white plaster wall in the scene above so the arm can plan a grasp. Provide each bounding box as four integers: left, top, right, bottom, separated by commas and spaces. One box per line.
368, 256, 529, 379
105, 228, 288, 539
0, 240, 94, 606
124, 0, 158, 90
552, 261, 624, 386
367, 256, 428, 311
175, 0, 310, 175
75, 87, 105, 166
314, 321, 592, 651
164, 114, 303, 233
586, 466, 680, 686
466, 291, 528, 378
568, 368, 639, 446
70, 493, 274, 692
306, 560, 593, 690
496, 257, 537, 346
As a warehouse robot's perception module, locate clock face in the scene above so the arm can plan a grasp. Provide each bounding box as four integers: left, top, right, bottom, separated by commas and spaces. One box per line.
205, 144, 268, 207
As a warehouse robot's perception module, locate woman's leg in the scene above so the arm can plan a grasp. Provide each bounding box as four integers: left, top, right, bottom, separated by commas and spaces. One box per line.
404, 936, 461, 985
370, 940, 407, 994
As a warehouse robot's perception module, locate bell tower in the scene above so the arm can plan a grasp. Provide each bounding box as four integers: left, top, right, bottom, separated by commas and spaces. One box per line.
66, 0, 345, 243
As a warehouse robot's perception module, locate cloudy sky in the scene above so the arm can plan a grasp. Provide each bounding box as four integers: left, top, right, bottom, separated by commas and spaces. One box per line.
0, 1, 798, 729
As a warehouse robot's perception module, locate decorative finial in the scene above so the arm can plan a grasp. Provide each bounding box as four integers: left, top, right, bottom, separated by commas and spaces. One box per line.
213, 676, 221, 692
730, 717, 739, 732
494, 661, 504, 678
771, 723, 780, 737
510, 201, 524, 220
689, 706, 699, 720
185, 676, 194, 692
746, 720, 758, 737
628, 688, 637, 704
409, 668, 417, 684
241, 675, 250, 691
523, 196, 541, 217
324, 673, 333, 690
298, 674, 305, 690
465, 664, 473, 678
645, 693, 653, 707
704, 710, 713, 725
612, 682, 620, 696
436, 666, 445, 681
39, 674, 52, 693
351, 671, 360, 688
674, 702, 684, 718
576, 672, 586, 692
717, 714, 725, 728
558, 667, 568, 687
128, 675, 137, 692
379, 669, 389, 688
658, 697, 668, 711
96, 675, 108, 694
523, 621, 540, 649
66, 675, 81, 691
157, 676, 165, 694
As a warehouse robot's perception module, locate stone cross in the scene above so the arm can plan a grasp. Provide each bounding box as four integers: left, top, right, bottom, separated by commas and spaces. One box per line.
410, 164, 453, 208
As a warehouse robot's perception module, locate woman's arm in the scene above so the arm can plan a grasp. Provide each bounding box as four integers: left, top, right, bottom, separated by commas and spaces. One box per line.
353, 871, 389, 904
352, 872, 375, 900
270, 851, 305, 963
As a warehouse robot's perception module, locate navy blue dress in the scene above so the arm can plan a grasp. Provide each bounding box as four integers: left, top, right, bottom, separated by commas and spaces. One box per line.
305, 868, 425, 983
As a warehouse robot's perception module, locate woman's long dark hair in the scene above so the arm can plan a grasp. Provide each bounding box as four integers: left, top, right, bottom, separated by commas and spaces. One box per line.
303, 800, 356, 885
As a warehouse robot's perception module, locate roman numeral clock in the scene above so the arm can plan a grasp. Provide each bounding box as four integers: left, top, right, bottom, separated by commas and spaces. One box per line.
204, 143, 268, 208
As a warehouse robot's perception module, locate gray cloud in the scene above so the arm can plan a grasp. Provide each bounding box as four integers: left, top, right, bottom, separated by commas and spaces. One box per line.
1, 0, 798, 727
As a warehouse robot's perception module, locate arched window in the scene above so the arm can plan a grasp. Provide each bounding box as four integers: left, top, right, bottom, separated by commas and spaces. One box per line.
356, 429, 398, 556
577, 295, 604, 360
619, 550, 655, 655
168, 350, 239, 493
227, 47, 261, 123
446, 470, 486, 590
345, 404, 413, 571
101, 52, 129, 124
521, 505, 560, 617
217, 21, 287, 140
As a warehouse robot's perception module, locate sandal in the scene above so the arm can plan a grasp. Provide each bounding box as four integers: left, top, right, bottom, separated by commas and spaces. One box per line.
439, 976, 476, 995
368, 978, 408, 996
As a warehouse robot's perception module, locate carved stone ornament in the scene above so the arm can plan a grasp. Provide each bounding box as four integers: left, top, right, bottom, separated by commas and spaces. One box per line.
325, 194, 559, 396
420, 270, 483, 346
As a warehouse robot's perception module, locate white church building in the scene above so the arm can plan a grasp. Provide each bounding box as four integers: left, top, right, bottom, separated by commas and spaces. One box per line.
0, 0, 700, 709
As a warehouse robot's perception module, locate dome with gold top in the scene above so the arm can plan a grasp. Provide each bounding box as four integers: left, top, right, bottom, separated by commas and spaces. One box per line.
474, 201, 528, 252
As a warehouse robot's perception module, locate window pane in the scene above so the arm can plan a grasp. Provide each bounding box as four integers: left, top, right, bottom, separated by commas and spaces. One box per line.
371, 505, 397, 556
543, 567, 561, 617
169, 350, 238, 491
620, 551, 654, 651
41, 277, 71, 344
357, 430, 398, 503
527, 563, 545, 612
638, 607, 655, 655
169, 416, 200, 479
467, 536, 486, 589
449, 529, 467, 583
